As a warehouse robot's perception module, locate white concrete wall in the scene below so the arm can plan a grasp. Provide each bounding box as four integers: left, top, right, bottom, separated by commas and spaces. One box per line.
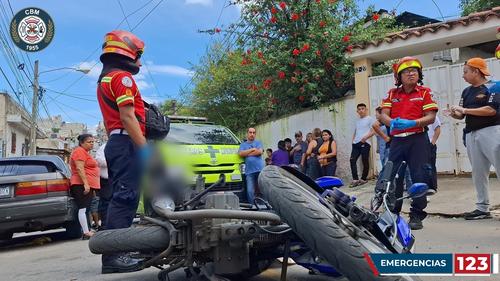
255, 95, 371, 180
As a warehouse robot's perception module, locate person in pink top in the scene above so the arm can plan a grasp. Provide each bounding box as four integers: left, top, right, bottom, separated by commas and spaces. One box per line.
70, 134, 100, 239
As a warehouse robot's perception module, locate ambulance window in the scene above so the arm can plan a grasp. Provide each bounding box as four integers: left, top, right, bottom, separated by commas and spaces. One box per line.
166, 124, 239, 145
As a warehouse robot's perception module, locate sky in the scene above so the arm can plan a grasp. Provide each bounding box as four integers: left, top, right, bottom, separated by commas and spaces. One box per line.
0, 0, 461, 132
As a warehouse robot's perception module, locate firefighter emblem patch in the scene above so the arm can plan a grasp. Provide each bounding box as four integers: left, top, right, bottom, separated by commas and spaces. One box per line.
10, 7, 55, 52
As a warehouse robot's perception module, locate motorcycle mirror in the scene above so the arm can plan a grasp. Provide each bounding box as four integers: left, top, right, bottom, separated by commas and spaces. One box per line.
407, 183, 429, 199
397, 183, 429, 201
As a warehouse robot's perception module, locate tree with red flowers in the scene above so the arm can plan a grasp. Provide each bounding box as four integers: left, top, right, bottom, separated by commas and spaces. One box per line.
189, 0, 400, 132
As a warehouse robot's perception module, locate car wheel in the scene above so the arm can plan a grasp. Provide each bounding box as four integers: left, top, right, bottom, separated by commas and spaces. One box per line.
0, 232, 13, 241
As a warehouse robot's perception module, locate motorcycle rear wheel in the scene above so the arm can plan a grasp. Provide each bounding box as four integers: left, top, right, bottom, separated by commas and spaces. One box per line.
258, 165, 421, 281
88, 225, 170, 254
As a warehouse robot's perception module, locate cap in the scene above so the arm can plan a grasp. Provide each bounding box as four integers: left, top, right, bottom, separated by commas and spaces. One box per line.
465, 58, 490, 76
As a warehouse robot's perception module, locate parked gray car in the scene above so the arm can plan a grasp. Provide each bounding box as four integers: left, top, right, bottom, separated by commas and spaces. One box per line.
0, 155, 80, 240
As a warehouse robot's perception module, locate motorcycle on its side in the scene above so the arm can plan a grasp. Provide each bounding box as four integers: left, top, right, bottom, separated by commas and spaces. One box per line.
89, 152, 424, 281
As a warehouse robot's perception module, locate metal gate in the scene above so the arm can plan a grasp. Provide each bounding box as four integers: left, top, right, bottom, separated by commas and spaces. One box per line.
369, 58, 500, 174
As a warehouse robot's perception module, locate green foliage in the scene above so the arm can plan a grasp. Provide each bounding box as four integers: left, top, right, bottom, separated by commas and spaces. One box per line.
189, 0, 400, 132
160, 99, 194, 116
459, 0, 497, 16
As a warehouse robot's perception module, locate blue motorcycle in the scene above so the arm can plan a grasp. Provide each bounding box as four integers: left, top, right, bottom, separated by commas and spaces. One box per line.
258, 162, 424, 281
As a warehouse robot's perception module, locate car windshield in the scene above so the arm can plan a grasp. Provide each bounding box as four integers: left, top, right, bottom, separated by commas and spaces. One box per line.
0, 162, 53, 176
166, 124, 240, 145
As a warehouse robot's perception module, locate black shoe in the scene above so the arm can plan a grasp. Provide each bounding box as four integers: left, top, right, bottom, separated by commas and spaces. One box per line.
464, 209, 492, 220
408, 217, 423, 230
102, 254, 144, 274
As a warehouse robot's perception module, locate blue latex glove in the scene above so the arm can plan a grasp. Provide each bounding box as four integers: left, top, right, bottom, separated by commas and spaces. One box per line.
138, 144, 152, 166
389, 117, 399, 133
392, 118, 417, 130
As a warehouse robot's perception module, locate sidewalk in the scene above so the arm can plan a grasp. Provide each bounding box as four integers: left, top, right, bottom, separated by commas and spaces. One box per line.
343, 176, 500, 217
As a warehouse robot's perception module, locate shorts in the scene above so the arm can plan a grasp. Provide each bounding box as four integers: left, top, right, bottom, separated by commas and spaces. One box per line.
70, 185, 94, 209
90, 196, 100, 213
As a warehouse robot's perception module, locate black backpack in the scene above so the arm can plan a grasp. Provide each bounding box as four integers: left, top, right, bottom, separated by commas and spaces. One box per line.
143, 100, 170, 140
98, 82, 170, 141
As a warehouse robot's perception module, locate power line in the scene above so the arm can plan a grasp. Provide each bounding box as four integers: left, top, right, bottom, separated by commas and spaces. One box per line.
44, 87, 97, 102
118, 0, 166, 99
49, 0, 162, 102
131, 0, 164, 32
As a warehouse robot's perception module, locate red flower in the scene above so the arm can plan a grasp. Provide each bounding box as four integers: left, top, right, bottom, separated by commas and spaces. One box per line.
328, 0, 336, 3
316, 0, 321, 3
214, 28, 221, 33
278, 71, 286, 79
301, 43, 310, 52
292, 49, 300, 56
289, 62, 297, 68
246, 49, 252, 55
299, 87, 305, 93
291, 13, 300, 21
319, 20, 326, 28
279, 1, 286, 10
257, 51, 264, 59
302, 10, 308, 16
262, 79, 272, 90
342, 35, 350, 42
241, 59, 248, 66
291, 77, 298, 83
345, 45, 353, 53
270, 16, 277, 23
261, 59, 267, 65
315, 50, 321, 56
298, 95, 305, 102
372, 13, 380, 21
271, 7, 278, 14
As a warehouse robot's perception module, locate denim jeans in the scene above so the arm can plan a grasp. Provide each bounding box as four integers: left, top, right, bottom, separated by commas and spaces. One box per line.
245, 172, 260, 204
379, 146, 390, 167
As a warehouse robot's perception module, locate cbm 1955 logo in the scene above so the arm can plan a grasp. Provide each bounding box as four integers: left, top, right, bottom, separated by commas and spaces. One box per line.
10, 7, 54, 52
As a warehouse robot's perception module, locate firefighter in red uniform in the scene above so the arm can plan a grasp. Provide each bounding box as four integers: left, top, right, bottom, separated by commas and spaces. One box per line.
380, 57, 438, 230
96, 30, 146, 273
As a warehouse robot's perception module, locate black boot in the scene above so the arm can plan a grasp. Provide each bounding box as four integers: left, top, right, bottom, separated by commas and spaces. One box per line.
102, 254, 144, 274
408, 216, 423, 230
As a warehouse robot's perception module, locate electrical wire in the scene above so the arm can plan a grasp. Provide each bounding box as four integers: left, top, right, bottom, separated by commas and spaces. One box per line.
49, 0, 163, 101
44, 87, 97, 102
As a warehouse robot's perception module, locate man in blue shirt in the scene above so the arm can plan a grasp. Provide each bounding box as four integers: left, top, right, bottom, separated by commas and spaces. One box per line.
239, 128, 265, 203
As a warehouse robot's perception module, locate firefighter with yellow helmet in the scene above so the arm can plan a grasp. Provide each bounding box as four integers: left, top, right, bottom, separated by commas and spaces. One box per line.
96, 30, 146, 274
379, 56, 438, 230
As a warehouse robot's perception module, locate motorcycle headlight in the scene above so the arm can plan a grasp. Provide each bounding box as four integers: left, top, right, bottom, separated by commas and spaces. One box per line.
239, 164, 246, 175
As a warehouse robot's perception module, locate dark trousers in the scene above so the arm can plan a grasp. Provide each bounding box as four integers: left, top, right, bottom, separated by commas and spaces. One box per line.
97, 178, 111, 227
389, 133, 432, 220
104, 134, 141, 230
321, 161, 337, 177
429, 144, 438, 190
350, 142, 371, 180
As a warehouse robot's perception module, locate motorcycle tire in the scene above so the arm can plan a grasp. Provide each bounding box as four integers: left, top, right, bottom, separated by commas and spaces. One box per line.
88, 225, 170, 254
258, 165, 421, 281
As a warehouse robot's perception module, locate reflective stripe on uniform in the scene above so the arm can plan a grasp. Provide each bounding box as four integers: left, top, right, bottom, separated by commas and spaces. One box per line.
382, 102, 392, 107
101, 77, 112, 83
423, 103, 438, 110
116, 95, 134, 105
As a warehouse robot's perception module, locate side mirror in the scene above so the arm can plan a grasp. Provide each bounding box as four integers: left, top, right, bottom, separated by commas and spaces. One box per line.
407, 183, 428, 199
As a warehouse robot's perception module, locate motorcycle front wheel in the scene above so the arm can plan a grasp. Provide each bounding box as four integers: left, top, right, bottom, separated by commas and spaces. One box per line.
258, 165, 421, 281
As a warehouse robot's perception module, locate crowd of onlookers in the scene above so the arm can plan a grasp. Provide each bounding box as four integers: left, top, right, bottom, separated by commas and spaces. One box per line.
264, 128, 338, 179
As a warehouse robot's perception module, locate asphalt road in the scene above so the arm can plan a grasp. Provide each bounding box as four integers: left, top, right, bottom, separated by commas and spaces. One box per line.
1, 216, 500, 281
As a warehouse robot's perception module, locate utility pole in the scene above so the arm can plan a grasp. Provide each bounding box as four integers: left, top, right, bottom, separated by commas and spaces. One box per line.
29, 60, 39, 155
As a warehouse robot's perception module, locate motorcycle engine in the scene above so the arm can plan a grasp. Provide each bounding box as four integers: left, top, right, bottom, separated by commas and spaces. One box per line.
193, 193, 253, 275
